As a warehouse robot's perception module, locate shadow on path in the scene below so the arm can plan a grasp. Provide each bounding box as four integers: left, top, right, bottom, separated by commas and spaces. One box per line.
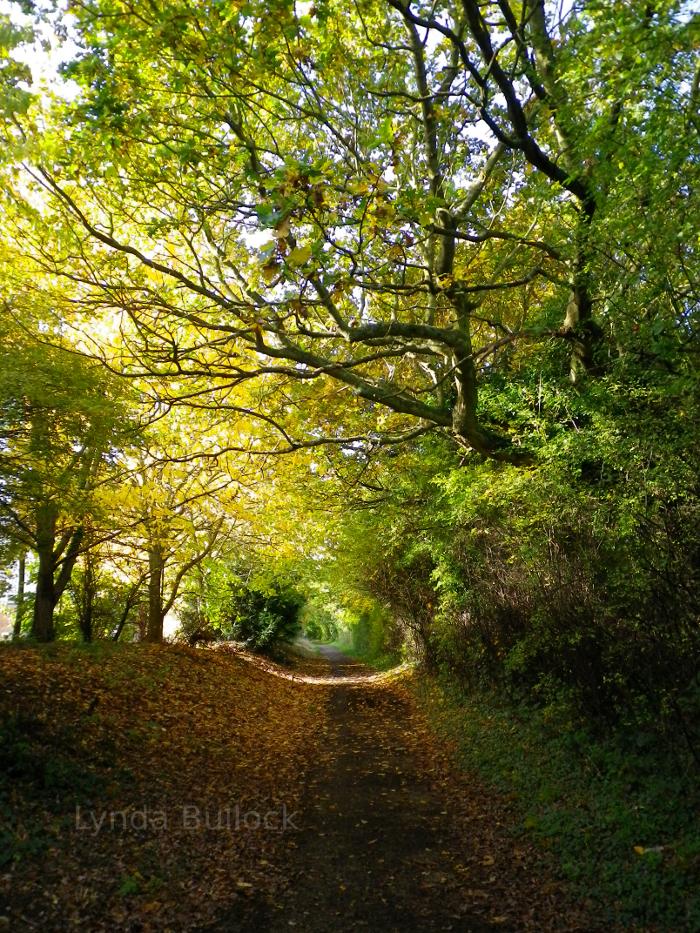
205, 645, 593, 932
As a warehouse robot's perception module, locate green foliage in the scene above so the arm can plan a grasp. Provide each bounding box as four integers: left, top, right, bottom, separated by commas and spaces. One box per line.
226, 577, 303, 651
0, 323, 134, 532
300, 596, 339, 643
341, 604, 396, 665
0, 709, 108, 865
416, 677, 700, 930
0, 13, 33, 123
117, 874, 142, 897
192, 561, 304, 652
328, 357, 700, 750
6, 0, 694, 466
430, 369, 700, 735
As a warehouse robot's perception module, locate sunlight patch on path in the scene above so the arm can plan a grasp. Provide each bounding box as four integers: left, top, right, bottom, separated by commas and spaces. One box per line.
214, 643, 412, 686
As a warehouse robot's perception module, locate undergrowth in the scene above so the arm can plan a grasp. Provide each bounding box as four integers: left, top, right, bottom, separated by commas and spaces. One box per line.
414, 676, 700, 932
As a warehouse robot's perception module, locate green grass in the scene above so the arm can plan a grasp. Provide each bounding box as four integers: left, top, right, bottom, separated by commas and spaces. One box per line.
331, 637, 401, 671
413, 676, 700, 932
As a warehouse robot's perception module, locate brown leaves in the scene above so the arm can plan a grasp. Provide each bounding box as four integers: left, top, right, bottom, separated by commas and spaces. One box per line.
0, 645, 600, 931
0, 643, 326, 931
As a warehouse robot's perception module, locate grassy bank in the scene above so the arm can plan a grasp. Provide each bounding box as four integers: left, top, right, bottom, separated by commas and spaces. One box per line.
413, 676, 700, 932
331, 629, 401, 671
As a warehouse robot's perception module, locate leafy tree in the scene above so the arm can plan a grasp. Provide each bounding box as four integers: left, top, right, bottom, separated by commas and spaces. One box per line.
0, 9, 33, 127
0, 318, 138, 640
4, 0, 694, 465
103, 446, 231, 643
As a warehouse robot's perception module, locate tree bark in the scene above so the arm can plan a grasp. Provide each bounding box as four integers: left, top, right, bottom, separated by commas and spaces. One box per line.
12, 552, 26, 640
33, 548, 56, 642
30, 502, 84, 642
31, 504, 58, 642
145, 547, 165, 643
78, 553, 96, 643
562, 202, 603, 382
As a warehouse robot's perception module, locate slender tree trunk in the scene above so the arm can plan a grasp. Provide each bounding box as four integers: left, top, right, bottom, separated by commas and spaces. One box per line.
563, 202, 603, 382
112, 604, 129, 642
78, 552, 96, 642
12, 552, 26, 640
79, 592, 94, 643
145, 547, 165, 643
112, 579, 143, 642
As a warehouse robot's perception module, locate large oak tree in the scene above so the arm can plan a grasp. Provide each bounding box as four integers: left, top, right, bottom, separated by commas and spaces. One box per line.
3, 0, 698, 465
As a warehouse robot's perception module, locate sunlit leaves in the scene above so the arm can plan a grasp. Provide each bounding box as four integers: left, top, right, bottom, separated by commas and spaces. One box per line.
1, 0, 697, 469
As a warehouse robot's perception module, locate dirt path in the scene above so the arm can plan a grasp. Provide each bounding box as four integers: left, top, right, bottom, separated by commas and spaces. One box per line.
209, 646, 596, 933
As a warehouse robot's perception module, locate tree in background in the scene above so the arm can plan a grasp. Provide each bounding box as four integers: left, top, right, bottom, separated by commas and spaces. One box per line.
62, 536, 147, 642
100, 438, 234, 643
0, 317, 140, 641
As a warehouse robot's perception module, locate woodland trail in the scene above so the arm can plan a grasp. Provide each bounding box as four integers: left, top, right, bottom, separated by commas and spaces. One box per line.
211, 645, 597, 933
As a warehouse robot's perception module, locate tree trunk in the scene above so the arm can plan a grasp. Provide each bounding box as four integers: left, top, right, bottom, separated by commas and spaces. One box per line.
30, 502, 84, 643
78, 552, 96, 643
112, 605, 129, 642
32, 543, 56, 642
112, 579, 143, 642
563, 202, 603, 382
31, 504, 58, 642
12, 552, 26, 640
79, 598, 94, 643
145, 547, 165, 643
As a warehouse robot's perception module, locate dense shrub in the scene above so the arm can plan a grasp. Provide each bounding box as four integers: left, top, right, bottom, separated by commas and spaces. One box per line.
228, 580, 303, 651
200, 565, 304, 652
336, 372, 700, 755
